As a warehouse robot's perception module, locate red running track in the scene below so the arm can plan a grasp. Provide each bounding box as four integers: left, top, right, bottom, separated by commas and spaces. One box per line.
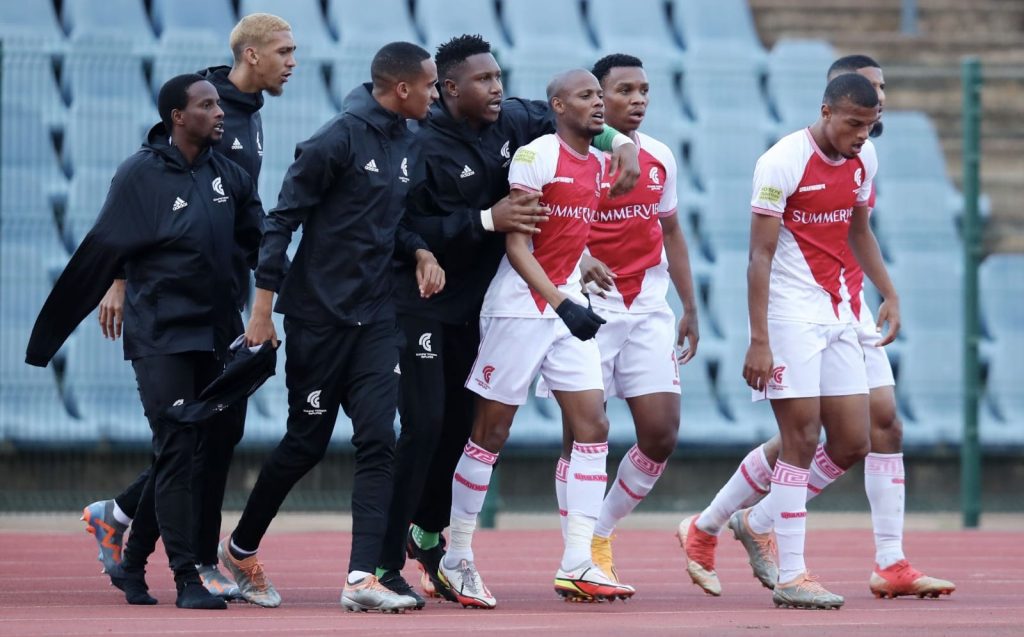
1, 527, 1022, 636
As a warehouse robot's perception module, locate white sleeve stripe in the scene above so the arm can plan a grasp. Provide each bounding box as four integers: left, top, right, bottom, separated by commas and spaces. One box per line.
658, 207, 677, 218
752, 206, 783, 218
510, 183, 542, 194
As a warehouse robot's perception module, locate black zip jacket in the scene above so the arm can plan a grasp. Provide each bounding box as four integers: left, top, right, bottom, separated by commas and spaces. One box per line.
255, 84, 426, 325
392, 97, 554, 324
26, 124, 264, 366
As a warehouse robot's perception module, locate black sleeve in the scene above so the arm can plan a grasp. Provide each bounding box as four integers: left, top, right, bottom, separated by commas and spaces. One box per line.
25, 162, 154, 366
254, 121, 346, 292
230, 164, 265, 270
403, 161, 487, 254
518, 98, 555, 139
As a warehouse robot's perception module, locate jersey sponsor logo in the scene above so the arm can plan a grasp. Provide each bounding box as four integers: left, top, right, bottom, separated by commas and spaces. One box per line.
512, 148, 536, 164
172, 196, 188, 212
780, 511, 807, 519
594, 203, 658, 223
789, 207, 853, 225
416, 332, 437, 360
364, 159, 379, 173
798, 183, 826, 193
757, 185, 783, 205
304, 389, 327, 416
231, 138, 243, 150
212, 177, 229, 203
548, 204, 596, 223
460, 165, 475, 179
551, 176, 574, 184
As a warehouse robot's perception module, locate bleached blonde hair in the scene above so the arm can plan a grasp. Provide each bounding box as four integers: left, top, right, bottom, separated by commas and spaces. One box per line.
229, 13, 292, 63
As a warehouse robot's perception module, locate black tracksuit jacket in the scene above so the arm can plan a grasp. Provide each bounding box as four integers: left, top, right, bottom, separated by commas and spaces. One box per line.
25, 124, 264, 366
392, 97, 554, 325
255, 83, 426, 325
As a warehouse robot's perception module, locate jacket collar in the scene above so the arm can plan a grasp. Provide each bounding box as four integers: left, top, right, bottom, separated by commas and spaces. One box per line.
198, 66, 264, 114
343, 83, 408, 137
427, 97, 491, 142
143, 122, 215, 171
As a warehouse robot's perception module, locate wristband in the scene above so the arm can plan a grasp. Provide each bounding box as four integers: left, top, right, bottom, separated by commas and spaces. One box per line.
481, 208, 495, 231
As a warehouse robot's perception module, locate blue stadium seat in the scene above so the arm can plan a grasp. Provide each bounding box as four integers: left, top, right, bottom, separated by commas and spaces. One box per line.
0, 167, 62, 220
259, 109, 335, 173
0, 2, 65, 51
63, 326, 150, 446
61, 0, 155, 48
238, 0, 336, 60
62, 38, 154, 113
64, 168, 115, 247
62, 102, 152, 175
151, 34, 233, 95
677, 358, 737, 444
415, 0, 507, 53
888, 252, 963, 335
896, 328, 962, 444
689, 114, 771, 185
766, 38, 836, 132
693, 179, 754, 258
1, 45, 67, 129
674, 0, 765, 59
503, 0, 597, 99
980, 254, 1024, 338
872, 178, 961, 250
0, 230, 67, 330
873, 111, 951, 182
588, 0, 682, 69
981, 334, 1024, 446
0, 106, 65, 188
680, 44, 771, 125
152, 0, 236, 41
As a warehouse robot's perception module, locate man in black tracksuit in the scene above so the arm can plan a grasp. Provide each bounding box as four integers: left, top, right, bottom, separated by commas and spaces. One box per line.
217, 42, 443, 613
85, 15, 297, 598
380, 35, 642, 598
26, 74, 264, 610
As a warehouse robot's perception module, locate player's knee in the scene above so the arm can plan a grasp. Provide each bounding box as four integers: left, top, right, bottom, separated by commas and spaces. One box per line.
827, 437, 870, 469
571, 412, 609, 443
475, 423, 511, 452
637, 424, 678, 463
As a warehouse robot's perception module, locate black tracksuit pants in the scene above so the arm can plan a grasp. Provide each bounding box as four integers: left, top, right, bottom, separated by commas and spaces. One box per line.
378, 315, 478, 571
120, 352, 226, 584
232, 318, 399, 574
113, 401, 246, 566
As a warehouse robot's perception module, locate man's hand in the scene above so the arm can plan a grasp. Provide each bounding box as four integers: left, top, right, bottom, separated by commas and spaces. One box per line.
245, 288, 278, 348
579, 253, 615, 297
607, 141, 640, 198
675, 312, 700, 364
492, 190, 549, 234
875, 297, 901, 347
98, 279, 125, 340
415, 249, 446, 298
742, 339, 773, 392
555, 298, 606, 341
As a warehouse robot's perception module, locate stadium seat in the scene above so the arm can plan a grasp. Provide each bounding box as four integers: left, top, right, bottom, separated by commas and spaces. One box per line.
502, 0, 597, 99
692, 179, 755, 258
873, 111, 951, 182
981, 334, 1024, 446
62, 38, 153, 113
0, 2, 66, 51
62, 102, 153, 176
980, 254, 1024, 338
873, 178, 961, 250
0, 231, 67, 331
588, 0, 682, 69
151, 33, 233, 95
888, 251, 963, 335
61, 0, 155, 48
415, 0, 508, 53
63, 168, 116, 247
0, 105, 65, 188
896, 328, 962, 444
152, 0, 236, 41
689, 113, 771, 185
238, 0, 336, 60
680, 43, 771, 125
766, 38, 836, 132
677, 358, 736, 444
673, 0, 765, 59
259, 109, 335, 173
0, 167, 62, 221
0, 44, 67, 129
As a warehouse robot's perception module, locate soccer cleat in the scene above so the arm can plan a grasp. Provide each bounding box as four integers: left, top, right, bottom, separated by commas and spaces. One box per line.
378, 570, 426, 609
107, 563, 157, 605
677, 514, 722, 596
82, 500, 127, 574
554, 561, 636, 602
176, 581, 228, 610
869, 560, 956, 599
216, 537, 281, 607
341, 575, 420, 613
406, 529, 455, 601
591, 535, 619, 583
197, 564, 243, 601
437, 558, 497, 609
729, 508, 778, 589
773, 571, 844, 609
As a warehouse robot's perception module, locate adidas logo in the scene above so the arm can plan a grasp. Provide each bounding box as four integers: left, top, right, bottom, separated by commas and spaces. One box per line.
364, 159, 379, 173
231, 138, 243, 150
460, 165, 475, 179
172, 197, 188, 212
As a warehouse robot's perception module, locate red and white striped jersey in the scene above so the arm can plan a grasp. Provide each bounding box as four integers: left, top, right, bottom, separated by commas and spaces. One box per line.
750, 128, 877, 324
480, 134, 603, 318
588, 131, 678, 313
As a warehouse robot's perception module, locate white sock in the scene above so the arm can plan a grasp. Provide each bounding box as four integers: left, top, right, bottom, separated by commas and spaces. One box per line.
768, 460, 810, 584
347, 570, 372, 584
865, 452, 906, 568
112, 501, 132, 526
562, 441, 608, 569
555, 456, 569, 541
746, 497, 774, 535
697, 443, 772, 535
444, 440, 497, 566
595, 445, 666, 538
806, 444, 845, 503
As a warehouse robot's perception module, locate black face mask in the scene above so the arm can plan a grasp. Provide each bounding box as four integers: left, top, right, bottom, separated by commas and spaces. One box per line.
869, 120, 884, 138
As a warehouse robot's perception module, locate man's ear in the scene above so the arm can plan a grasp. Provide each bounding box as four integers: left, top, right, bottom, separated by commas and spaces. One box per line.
443, 77, 458, 98
171, 107, 185, 128
396, 80, 411, 100
550, 96, 564, 115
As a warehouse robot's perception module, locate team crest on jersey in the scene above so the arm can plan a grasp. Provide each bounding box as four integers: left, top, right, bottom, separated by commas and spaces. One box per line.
768, 365, 787, 391
399, 157, 409, 183
854, 167, 863, 187
647, 166, 663, 192
211, 177, 229, 203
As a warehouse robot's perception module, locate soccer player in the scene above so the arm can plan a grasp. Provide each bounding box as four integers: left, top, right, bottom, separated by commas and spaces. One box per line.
382, 34, 641, 603
216, 42, 441, 613
679, 56, 954, 602
543, 54, 700, 583
81, 13, 296, 600
436, 69, 636, 609
26, 74, 265, 610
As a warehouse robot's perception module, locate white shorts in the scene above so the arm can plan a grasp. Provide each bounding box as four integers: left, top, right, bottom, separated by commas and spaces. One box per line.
855, 307, 896, 389
753, 320, 868, 402
467, 317, 604, 405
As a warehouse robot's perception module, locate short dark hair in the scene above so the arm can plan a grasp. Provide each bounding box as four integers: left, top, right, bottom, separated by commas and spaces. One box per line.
591, 53, 643, 85
158, 73, 205, 131
827, 54, 881, 80
435, 34, 491, 80
371, 41, 431, 88
823, 72, 879, 109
